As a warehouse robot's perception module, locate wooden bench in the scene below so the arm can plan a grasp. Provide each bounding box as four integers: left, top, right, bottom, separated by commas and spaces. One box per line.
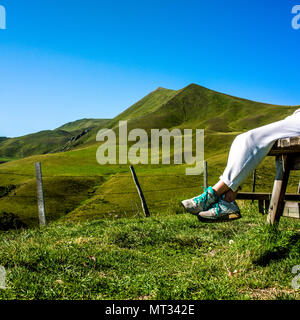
236, 192, 300, 216
267, 136, 300, 224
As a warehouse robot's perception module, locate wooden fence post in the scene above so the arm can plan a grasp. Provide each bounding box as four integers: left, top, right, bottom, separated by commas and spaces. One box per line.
35, 162, 46, 226
203, 161, 208, 189
129, 165, 150, 217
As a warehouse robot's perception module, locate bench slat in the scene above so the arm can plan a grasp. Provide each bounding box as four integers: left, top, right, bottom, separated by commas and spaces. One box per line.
268, 136, 300, 155
236, 192, 300, 201
277, 136, 300, 148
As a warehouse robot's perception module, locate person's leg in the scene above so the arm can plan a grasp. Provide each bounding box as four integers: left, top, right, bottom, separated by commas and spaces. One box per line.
212, 181, 237, 201
182, 111, 300, 215
219, 112, 300, 194
212, 180, 230, 197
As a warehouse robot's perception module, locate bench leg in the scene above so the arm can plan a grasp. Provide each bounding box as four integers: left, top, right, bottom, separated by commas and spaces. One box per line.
258, 200, 264, 214
267, 155, 291, 225
264, 199, 270, 215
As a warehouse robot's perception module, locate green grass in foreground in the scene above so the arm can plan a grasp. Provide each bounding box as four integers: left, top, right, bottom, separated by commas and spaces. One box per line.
0, 203, 299, 300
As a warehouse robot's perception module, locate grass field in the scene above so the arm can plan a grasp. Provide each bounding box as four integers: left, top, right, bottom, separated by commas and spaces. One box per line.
0, 203, 299, 300
1, 145, 300, 228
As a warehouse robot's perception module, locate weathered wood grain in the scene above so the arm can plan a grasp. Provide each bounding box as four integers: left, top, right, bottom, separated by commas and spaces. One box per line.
267, 155, 291, 224
269, 136, 300, 155
129, 165, 150, 218
35, 162, 46, 227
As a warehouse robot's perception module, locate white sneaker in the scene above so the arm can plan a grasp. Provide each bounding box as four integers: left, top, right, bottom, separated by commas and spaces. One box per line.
198, 199, 241, 220
181, 186, 219, 215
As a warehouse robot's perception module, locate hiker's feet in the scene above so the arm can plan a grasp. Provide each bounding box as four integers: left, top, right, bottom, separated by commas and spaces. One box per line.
198, 199, 241, 221
181, 186, 219, 215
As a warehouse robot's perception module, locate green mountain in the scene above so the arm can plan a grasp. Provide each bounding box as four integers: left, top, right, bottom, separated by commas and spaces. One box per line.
0, 83, 299, 228
2, 84, 296, 161
107, 87, 179, 128
0, 130, 72, 159
0, 119, 111, 160
118, 83, 296, 132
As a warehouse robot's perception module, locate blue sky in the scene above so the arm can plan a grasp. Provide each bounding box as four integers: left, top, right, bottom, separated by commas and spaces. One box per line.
0, 0, 300, 137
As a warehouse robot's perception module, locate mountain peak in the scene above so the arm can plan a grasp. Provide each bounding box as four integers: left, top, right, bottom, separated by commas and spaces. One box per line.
183, 83, 209, 90
154, 86, 167, 91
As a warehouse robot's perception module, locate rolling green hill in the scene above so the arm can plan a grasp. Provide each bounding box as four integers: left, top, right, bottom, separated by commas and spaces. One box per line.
0, 83, 299, 228
0, 130, 73, 159
107, 87, 179, 128
121, 84, 297, 133
56, 118, 110, 132
0, 119, 111, 160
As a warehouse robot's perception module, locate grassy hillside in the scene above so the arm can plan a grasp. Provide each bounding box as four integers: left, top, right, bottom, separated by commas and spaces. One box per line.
0, 205, 299, 300
56, 118, 110, 132
0, 83, 300, 227
107, 87, 179, 129
0, 130, 73, 159
0, 119, 111, 160
123, 84, 297, 133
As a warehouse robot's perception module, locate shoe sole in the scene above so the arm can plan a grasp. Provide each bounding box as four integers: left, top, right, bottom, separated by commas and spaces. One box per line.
198, 211, 242, 222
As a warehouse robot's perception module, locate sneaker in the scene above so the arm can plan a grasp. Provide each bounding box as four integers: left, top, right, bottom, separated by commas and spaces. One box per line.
181, 186, 219, 215
198, 199, 241, 220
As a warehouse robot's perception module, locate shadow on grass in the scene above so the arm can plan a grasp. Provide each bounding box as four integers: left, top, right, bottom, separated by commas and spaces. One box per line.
253, 233, 300, 267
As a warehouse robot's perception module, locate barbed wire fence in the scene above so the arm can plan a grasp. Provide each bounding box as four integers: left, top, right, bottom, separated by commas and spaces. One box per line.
0, 161, 210, 226
1, 161, 300, 227
3, 162, 282, 225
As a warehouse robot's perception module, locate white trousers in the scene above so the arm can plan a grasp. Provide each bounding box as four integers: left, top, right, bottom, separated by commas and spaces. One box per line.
220, 109, 300, 192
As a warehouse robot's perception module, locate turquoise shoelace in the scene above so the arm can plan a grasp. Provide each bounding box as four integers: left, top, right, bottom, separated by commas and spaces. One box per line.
214, 202, 221, 216
193, 187, 209, 206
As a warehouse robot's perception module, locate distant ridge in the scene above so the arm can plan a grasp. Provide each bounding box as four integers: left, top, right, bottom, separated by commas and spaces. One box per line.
56, 118, 110, 132
0, 83, 299, 160
116, 83, 299, 133
107, 86, 178, 128
0, 119, 110, 159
